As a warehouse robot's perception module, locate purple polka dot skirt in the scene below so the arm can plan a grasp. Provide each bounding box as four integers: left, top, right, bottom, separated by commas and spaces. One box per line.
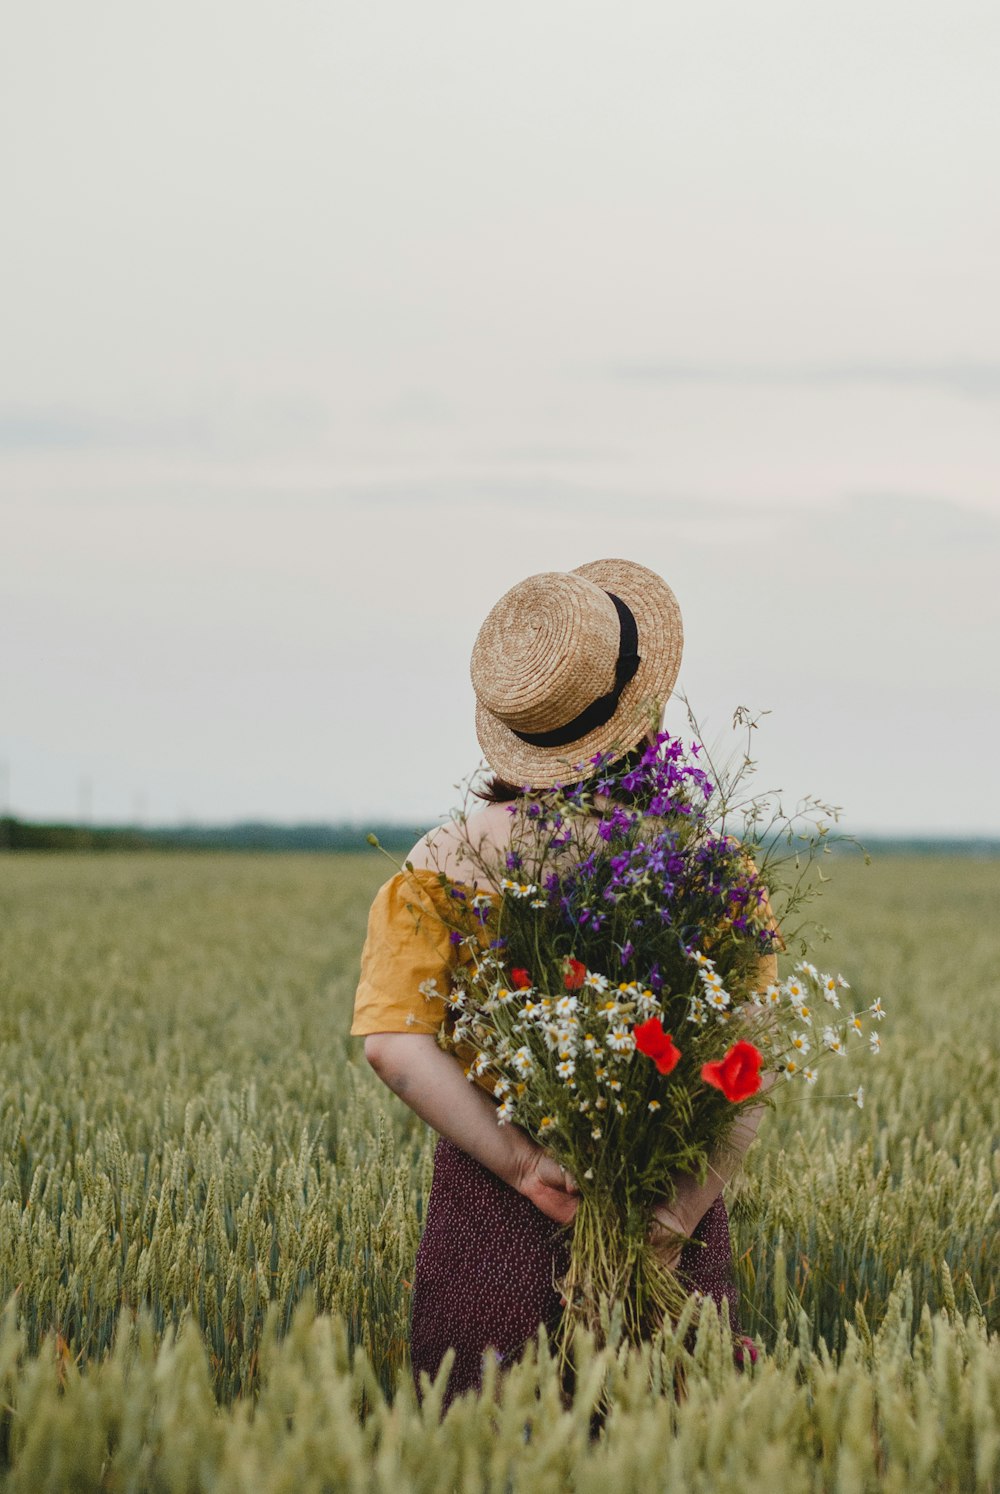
410, 1138, 750, 1405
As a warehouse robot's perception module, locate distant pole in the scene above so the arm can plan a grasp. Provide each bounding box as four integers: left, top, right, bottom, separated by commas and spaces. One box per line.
0, 758, 9, 849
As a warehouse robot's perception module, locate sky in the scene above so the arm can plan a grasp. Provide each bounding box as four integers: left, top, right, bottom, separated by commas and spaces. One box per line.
2, 0, 999, 834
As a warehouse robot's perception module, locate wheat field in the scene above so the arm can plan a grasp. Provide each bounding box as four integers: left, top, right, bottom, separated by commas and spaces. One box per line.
0, 850, 997, 1491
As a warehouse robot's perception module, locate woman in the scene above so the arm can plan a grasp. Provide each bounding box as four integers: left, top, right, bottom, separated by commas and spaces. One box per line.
352, 560, 773, 1402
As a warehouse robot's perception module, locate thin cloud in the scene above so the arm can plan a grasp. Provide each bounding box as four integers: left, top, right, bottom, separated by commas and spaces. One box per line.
0, 411, 99, 450
0, 396, 331, 453
610, 363, 1000, 399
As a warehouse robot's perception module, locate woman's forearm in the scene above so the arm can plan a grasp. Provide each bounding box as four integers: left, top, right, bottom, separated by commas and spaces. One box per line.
654, 1099, 768, 1239
363, 1032, 577, 1223
364, 1032, 533, 1185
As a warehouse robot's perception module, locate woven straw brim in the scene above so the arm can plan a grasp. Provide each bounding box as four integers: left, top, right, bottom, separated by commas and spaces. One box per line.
474, 558, 683, 790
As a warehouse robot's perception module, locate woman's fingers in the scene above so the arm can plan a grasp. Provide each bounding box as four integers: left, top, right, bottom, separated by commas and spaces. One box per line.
535, 1152, 569, 1191
539, 1149, 578, 1193
649, 1208, 685, 1269
521, 1171, 579, 1224
517, 1150, 580, 1222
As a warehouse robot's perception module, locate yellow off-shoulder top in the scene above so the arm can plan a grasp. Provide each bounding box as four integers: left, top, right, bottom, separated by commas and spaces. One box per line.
351, 867, 492, 1035
352, 866, 498, 1093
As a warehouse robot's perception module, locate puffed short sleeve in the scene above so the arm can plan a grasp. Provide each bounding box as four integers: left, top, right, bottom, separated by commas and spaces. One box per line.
351, 869, 456, 1036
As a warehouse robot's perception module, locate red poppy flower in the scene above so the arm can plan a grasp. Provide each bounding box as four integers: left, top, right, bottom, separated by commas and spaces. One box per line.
634, 1017, 681, 1075
510, 968, 532, 989
701, 1040, 763, 1102
563, 957, 587, 991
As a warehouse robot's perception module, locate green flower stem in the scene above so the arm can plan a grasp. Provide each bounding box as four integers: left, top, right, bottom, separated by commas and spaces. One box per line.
557, 1189, 694, 1363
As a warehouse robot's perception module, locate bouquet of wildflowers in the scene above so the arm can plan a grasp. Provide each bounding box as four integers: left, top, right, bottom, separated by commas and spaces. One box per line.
418, 720, 884, 1353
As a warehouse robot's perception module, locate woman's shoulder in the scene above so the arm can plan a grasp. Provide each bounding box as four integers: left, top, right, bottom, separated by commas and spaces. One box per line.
404, 803, 516, 881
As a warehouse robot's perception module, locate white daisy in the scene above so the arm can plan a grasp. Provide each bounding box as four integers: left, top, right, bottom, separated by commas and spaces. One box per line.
869, 1031, 881, 1054
500, 879, 539, 899
822, 1026, 846, 1055
789, 1032, 810, 1055
496, 1097, 515, 1125
606, 1025, 635, 1054
822, 976, 841, 1009
869, 998, 886, 1021
418, 977, 440, 1001
851, 1086, 864, 1109
556, 1058, 576, 1081
511, 1046, 534, 1078
540, 1022, 562, 1052
803, 1066, 819, 1085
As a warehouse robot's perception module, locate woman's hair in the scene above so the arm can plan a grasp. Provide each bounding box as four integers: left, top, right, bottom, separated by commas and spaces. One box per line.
473, 737, 650, 806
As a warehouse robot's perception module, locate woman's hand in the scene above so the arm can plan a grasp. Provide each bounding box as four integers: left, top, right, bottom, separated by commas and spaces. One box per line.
510, 1146, 579, 1225
649, 1202, 686, 1271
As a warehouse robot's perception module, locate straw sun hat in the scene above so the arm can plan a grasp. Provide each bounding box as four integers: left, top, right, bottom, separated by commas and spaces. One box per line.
470, 559, 683, 790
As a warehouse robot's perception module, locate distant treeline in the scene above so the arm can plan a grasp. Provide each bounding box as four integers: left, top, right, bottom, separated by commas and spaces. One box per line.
0, 818, 424, 854
1, 816, 998, 858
